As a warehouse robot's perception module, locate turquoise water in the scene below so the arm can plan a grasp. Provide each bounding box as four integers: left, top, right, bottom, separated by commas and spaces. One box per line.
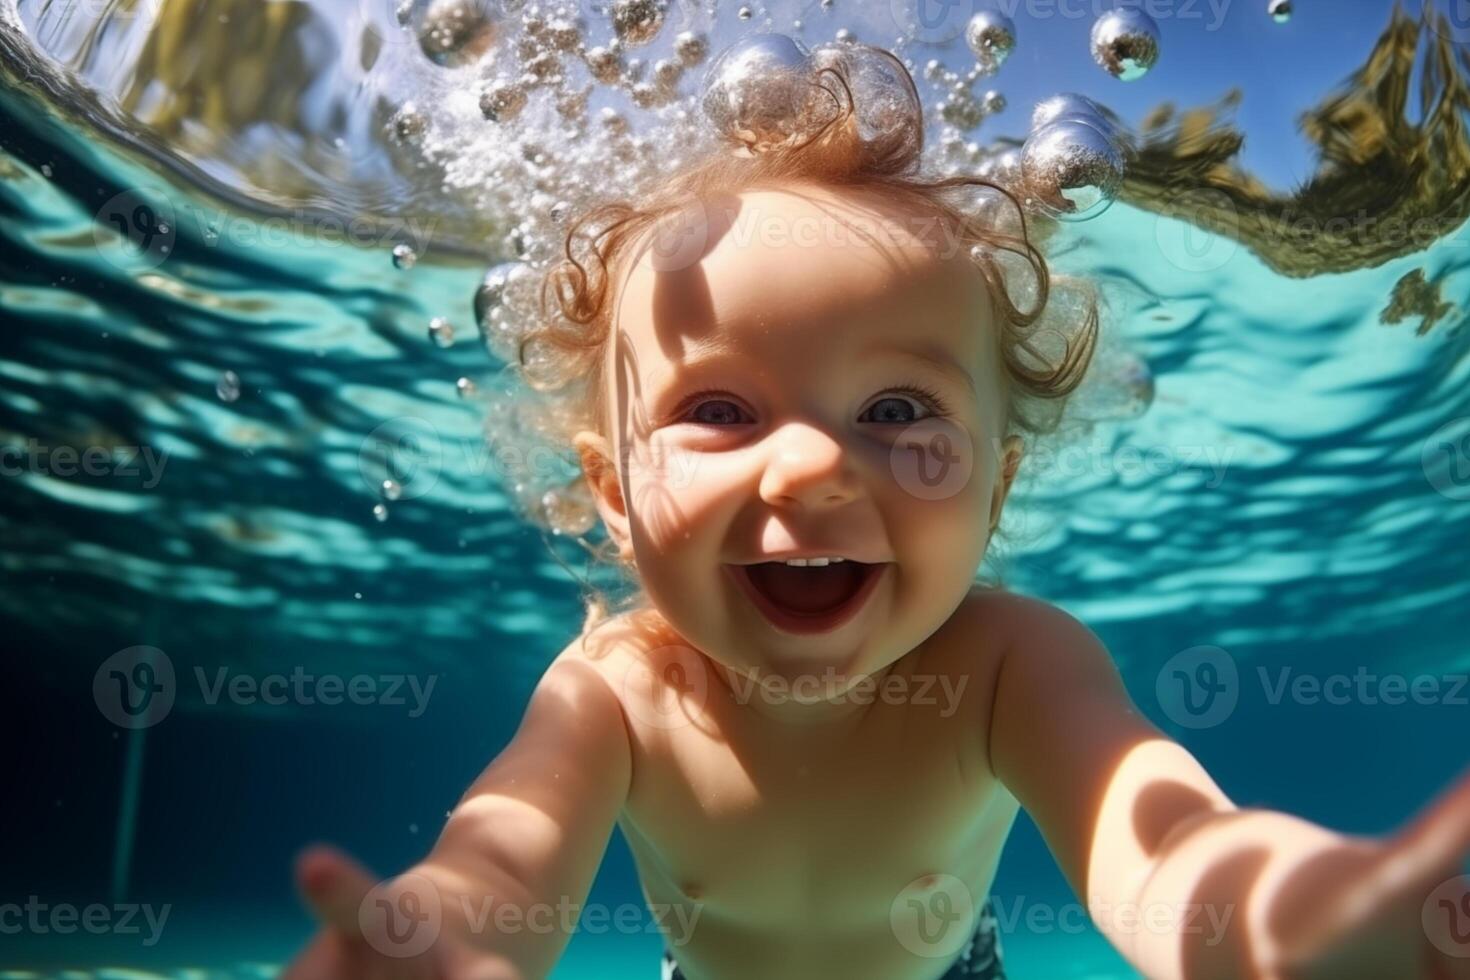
5, 1, 1470, 976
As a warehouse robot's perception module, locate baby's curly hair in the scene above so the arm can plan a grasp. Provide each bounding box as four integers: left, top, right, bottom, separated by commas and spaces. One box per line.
498, 50, 1099, 632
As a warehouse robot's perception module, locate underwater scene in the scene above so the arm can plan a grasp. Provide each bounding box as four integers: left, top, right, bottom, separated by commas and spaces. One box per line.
3, 0, 1470, 975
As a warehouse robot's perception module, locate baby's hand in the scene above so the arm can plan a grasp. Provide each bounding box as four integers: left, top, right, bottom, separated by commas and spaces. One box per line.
281, 844, 521, 980
1262, 769, 1470, 979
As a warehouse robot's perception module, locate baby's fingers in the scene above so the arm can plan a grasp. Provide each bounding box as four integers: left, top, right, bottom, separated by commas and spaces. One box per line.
1384, 766, 1470, 898
296, 843, 380, 936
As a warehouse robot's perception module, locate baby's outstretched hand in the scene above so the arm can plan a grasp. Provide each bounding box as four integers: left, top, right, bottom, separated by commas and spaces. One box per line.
281, 844, 519, 980
1263, 767, 1470, 979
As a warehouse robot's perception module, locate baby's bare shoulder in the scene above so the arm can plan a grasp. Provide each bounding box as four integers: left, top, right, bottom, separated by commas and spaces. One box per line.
921, 586, 1087, 676
547, 605, 687, 694
925, 585, 1034, 653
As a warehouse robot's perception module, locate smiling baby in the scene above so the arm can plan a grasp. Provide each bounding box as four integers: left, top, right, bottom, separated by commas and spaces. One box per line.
284, 51, 1470, 980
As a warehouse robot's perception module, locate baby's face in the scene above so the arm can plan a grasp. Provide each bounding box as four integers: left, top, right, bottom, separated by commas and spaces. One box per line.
576, 181, 1021, 704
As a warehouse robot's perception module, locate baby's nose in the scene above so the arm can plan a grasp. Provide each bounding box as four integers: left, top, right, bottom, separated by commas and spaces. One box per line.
758, 423, 858, 507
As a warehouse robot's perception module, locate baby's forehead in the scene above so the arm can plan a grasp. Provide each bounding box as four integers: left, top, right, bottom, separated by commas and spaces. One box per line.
616, 182, 986, 343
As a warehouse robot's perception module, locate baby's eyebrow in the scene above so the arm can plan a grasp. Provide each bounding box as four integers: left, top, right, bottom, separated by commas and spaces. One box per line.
858, 339, 976, 396
647, 338, 976, 405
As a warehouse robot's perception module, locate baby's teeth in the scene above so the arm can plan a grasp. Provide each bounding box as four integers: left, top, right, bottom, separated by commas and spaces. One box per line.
782, 557, 845, 566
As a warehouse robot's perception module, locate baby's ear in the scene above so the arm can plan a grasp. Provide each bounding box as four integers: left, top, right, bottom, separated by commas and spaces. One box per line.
574, 430, 635, 563
988, 435, 1025, 532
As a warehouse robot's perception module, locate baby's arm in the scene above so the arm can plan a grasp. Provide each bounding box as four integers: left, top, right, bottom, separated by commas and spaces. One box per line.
986, 594, 1470, 980
284, 645, 631, 979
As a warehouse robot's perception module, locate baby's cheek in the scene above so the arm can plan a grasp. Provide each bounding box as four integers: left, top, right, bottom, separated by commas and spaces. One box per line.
883, 418, 987, 512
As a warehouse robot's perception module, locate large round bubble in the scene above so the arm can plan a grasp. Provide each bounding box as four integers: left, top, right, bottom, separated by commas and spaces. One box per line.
701, 33, 818, 154
401, 0, 499, 68
1032, 93, 1116, 134
964, 12, 1016, 70
809, 42, 922, 153
1090, 9, 1160, 81
1021, 120, 1125, 221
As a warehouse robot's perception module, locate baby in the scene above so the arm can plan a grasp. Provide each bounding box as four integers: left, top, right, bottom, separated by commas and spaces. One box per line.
284, 58, 1470, 980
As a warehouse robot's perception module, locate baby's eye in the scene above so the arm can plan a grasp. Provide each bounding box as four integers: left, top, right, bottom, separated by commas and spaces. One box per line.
682, 395, 750, 426
861, 384, 950, 424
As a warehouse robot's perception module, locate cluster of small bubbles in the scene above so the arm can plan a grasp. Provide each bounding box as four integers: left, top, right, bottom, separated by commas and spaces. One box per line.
965, 12, 1015, 71
555, 84, 591, 123
584, 45, 624, 84
600, 106, 629, 135
1090, 9, 1160, 81
390, 103, 428, 144
653, 57, 683, 90
541, 477, 597, 536
429, 315, 456, 347
538, 13, 582, 53
391, 243, 418, 269
377, 6, 1139, 539
940, 90, 984, 131
517, 336, 570, 391
1074, 343, 1156, 421
480, 78, 528, 122
674, 30, 709, 67
474, 261, 541, 363
216, 370, 241, 403
373, 502, 391, 522
611, 0, 666, 45
456, 376, 479, 398
382, 478, 403, 501
403, 0, 499, 68
1268, 0, 1292, 23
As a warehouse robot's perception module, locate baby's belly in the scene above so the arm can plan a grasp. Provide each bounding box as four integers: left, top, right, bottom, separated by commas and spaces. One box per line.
616, 770, 1019, 980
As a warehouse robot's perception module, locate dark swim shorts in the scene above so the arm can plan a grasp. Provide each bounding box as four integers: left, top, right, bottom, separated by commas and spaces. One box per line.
659, 896, 1006, 979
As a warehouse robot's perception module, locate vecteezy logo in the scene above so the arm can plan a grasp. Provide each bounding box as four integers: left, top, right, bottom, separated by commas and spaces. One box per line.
360, 872, 442, 958
619, 645, 710, 731
1422, 417, 1470, 502
890, 0, 974, 44
359, 416, 443, 502
1423, 875, 1470, 959
648, 197, 712, 273
93, 646, 176, 729
890, 418, 973, 501
890, 874, 975, 959
93, 189, 177, 271
1155, 645, 1238, 729
1154, 189, 1240, 274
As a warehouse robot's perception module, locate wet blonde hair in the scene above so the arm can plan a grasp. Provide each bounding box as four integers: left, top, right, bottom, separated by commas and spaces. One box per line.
507, 54, 1098, 632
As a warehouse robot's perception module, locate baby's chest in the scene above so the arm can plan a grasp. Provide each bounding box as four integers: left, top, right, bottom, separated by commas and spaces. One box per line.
620, 715, 1012, 924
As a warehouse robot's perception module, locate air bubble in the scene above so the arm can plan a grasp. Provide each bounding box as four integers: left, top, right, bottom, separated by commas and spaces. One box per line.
216, 370, 241, 403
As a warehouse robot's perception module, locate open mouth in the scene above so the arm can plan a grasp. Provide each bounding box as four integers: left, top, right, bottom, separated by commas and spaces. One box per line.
726, 560, 888, 635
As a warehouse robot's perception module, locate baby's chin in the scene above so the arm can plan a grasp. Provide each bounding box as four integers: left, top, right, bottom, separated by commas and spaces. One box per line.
715, 646, 887, 697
